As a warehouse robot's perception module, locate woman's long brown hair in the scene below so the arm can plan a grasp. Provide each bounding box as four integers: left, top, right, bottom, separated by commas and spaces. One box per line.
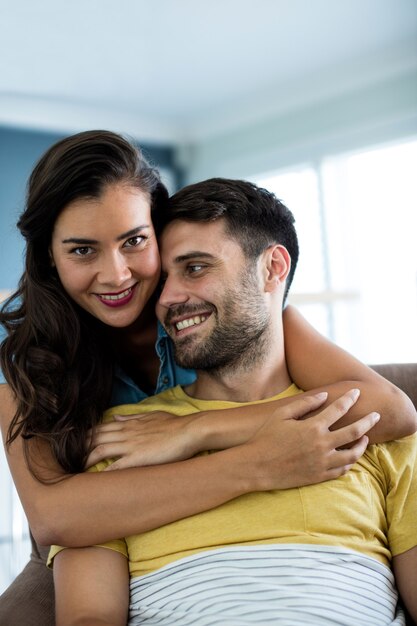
0, 130, 168, 475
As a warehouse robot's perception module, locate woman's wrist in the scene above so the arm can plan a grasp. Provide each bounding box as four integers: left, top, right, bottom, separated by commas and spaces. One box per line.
185, 411, 219, 453
185, 406, 267, 453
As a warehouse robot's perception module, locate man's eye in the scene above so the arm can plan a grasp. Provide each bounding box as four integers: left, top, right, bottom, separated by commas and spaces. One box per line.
124, 236, 146, 248
188, 264, 205, 274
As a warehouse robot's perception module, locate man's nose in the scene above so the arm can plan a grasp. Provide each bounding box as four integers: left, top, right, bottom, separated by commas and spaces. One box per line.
158, 275, 189, 308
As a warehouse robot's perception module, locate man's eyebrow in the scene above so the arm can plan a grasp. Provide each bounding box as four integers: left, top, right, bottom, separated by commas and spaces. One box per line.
174, 252, 215, 263
61, 225, 150, 245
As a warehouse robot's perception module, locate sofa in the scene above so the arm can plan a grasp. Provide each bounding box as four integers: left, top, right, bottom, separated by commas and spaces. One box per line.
371, 362, 417, 409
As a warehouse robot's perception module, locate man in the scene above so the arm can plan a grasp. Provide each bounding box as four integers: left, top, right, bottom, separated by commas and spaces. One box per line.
51, 179, 416, 625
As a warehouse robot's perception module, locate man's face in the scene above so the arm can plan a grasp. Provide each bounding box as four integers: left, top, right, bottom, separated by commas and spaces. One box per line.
156, 219, 270, 371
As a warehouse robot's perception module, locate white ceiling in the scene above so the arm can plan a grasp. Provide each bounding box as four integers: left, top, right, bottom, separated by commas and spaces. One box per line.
0, 0, 416, 144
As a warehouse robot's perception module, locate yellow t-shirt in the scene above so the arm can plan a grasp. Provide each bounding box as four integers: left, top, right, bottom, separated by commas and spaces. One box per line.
49, 384, 417, 579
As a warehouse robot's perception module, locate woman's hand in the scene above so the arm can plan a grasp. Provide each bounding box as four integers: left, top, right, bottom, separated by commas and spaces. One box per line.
244, 389, 380, 490
86, 397, 280, 471
86, 411, 201, 470
86, 389, 379, 475
86, 397, 297, 470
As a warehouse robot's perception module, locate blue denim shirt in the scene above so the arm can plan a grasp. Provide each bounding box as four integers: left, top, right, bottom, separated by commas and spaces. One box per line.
0, 322, 196, 402
110, 322, 196, 405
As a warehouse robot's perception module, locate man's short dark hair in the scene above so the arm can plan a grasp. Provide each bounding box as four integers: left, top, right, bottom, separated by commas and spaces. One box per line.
156, 178, 299, 301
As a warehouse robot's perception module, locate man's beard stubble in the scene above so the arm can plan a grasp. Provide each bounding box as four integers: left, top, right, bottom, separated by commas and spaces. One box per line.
167, 268, 271, 376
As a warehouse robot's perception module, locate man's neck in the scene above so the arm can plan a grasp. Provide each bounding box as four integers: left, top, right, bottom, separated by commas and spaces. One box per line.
184, 331, 292, 403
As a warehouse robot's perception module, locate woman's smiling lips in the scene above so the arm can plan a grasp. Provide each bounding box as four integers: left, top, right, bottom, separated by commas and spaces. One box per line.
94, 284, 137, 308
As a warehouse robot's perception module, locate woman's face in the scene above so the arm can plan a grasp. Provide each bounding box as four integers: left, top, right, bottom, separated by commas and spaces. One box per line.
50, 183, 161, 328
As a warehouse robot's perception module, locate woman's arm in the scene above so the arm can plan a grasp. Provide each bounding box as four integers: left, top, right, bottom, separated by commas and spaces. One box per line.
1, 384, 376, 547
86, 331, 416, 472
393, 547, 417, 623
86, 387, 377, 470
53, 547, 129, 626
86, 308, 416, 471
283, 305, 417, 441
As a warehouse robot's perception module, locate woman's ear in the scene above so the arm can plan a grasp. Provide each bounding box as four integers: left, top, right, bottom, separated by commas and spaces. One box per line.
263, 245, 291, 293
49, 248, 55, 267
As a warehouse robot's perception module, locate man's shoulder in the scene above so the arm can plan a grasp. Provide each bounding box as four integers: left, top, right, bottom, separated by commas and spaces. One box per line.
374, 432, 417, 455
103, 386, 191, 422
367, 432, 417, 475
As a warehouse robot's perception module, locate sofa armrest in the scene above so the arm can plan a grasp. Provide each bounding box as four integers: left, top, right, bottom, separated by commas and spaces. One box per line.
371, 363, 417, 411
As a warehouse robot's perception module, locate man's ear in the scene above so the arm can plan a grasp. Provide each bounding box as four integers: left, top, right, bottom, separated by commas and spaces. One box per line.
263, 245, 291, 293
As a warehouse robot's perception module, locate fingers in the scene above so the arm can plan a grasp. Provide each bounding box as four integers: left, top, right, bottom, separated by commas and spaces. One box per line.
86, 442, 124, 469
91, 413, 152, 436
331, 411, 380, 449
113, 413, 143, 421
102, 457, 145, 471
327, 435, 369, 471
87, 430, 127, 463
303, 435, 369, 484
104, 460, 126, 471
279, 391, 329, 420
90, 430, 126, 447
89, 419, 149, 448
88, 422, 125, 441
317, 388, 361, 427
92, 417, 136, 433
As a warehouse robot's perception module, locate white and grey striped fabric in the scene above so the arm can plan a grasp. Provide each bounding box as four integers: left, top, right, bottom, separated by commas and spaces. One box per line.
128, 544, 404, 625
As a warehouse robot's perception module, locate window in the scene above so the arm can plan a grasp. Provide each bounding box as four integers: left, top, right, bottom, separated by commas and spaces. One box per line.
255, 138, 417, 364
0, 446, 30, 593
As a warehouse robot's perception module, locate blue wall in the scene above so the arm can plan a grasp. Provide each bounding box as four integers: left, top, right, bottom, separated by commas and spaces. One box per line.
0, 126, 177, 294
0, 127, 66, 292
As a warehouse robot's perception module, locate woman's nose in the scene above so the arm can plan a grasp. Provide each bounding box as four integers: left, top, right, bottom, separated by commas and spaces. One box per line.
97, 252, 131, 287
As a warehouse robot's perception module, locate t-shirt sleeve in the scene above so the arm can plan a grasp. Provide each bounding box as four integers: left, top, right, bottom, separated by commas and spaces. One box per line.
47, 538, 128, 568
379, 433, 417, 556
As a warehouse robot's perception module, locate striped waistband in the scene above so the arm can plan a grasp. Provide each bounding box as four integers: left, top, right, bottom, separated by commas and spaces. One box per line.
128, 544, 405, 625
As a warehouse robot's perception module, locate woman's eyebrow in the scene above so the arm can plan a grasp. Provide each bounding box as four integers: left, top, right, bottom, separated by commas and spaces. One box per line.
61, 225, 150, 245
116, 225, 150, 241
62, 237, 98, 244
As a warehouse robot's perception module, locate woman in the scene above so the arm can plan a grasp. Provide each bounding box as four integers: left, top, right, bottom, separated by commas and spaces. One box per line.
0, 130, 415, 625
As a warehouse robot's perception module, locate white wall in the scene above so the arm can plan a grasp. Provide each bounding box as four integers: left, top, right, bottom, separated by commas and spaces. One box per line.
179, 67, 417, 183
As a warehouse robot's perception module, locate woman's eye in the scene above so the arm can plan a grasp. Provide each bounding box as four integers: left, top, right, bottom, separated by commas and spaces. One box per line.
71, 246, 94, 256
124, 235, 145, 248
